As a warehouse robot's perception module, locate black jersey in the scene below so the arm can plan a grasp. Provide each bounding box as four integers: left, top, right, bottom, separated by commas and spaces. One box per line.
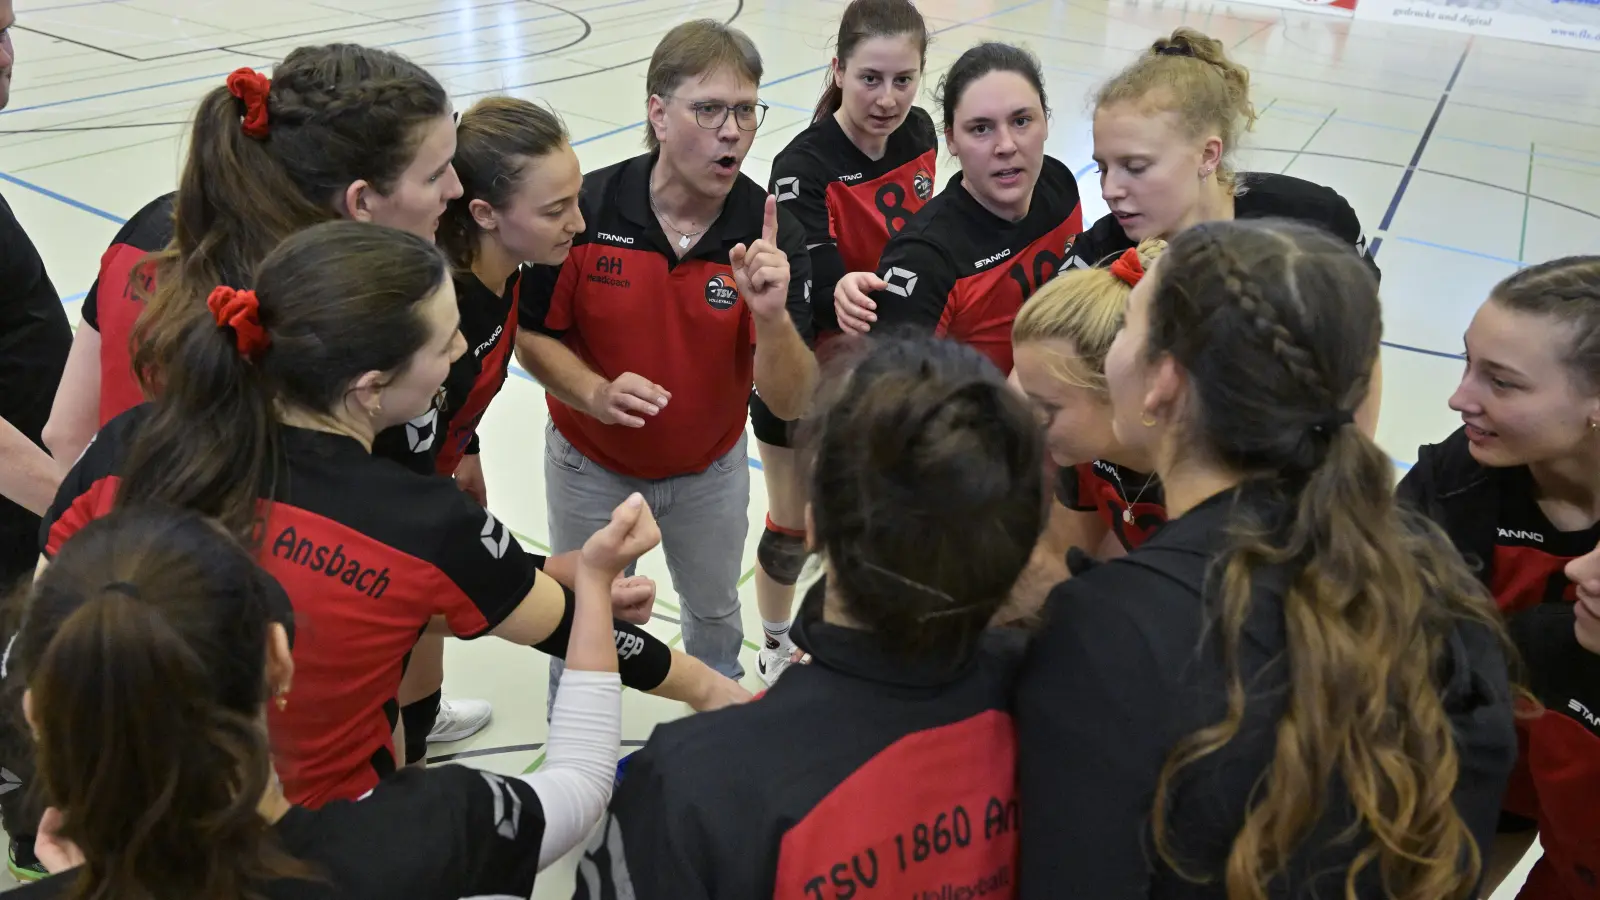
574, 584, 1024, 900
867, 156, 1082, 373
84, 192, 174, 426
1056, 460, 1167, 552
373, 268, 520, 477
0, 192, 71, 581
11, 764, 549, 900
42, 406, 543, 808
769, 107, 939, 338
1018, 484, 1517, 896
1399, 426, 1600, 899
1064, 172, 1377, 279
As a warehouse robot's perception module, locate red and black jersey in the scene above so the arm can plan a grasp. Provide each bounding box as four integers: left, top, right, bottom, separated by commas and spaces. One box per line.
84, 192, 174, 427
42, 405, 543, 808
1501, 602, 1600, 900
12, 764, 551, 900
1399, 427, 1600, 899
1064, 172, 1378, 280
574, 584, 1024, 899
769, 107, 939, 338
1056, 460, 1168, 552
520, 151, 813, 480
373, 269, 520, 477
867, 156, 1082, 373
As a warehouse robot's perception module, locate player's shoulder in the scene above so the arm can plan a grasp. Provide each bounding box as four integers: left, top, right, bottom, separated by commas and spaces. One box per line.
1236, 172, 1356, 229
116, 192, 177, 251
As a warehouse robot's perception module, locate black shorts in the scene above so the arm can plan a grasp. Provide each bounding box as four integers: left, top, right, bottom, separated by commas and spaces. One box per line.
749, 390, 796, 448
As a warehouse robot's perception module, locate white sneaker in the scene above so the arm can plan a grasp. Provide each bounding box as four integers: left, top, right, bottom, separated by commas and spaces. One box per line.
426, 697, 493, 743
757, 645, 795, 687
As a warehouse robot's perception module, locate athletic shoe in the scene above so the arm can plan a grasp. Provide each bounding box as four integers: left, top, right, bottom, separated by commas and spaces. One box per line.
8, 842, 46, 883
425, 696, 493, 744
757, 645, 795, 687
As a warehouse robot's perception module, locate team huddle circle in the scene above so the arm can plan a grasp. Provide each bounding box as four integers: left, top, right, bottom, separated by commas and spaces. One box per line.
0, 0, 1596, 898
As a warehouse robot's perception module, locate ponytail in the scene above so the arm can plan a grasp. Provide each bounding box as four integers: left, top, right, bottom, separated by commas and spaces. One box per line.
19, 507, 311, 900
1141, 219, 1506, 900
33, 594, 288, 900
811, 0, 929, 123
132, 43, 449, 393
121, 222, 448, 545
120, 288, 277, 544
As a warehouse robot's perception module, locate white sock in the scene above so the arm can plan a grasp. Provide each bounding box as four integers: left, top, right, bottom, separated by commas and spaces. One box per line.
761, 619, 793, 651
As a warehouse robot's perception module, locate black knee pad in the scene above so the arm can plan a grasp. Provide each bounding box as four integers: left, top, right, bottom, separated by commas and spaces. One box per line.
400, 689, 441, 765
757, 524, 808, 586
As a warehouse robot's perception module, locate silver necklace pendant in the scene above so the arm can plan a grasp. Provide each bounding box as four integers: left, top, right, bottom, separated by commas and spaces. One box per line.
1123, 508, 1134, 523
679, 233, 691, 250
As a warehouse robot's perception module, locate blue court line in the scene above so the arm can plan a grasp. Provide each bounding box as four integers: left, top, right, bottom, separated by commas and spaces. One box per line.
61, 290, 87, 304
1369, 41, 1472, 260
0, 170, 126, 223
1265, 103, 1600, 170
1385, 235, 1524, 269
1074, 162, 1096, 181
1381, 339, 1462, 361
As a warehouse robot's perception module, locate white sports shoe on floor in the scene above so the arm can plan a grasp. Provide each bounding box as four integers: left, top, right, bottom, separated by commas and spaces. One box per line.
426, 696, 494, 744
757, 645, 795, 687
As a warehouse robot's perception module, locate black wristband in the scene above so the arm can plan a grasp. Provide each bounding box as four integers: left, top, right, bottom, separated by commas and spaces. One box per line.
532, 582, 673, 692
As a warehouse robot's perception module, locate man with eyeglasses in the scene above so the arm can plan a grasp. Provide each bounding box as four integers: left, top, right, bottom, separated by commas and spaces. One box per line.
516, 19, 816, 690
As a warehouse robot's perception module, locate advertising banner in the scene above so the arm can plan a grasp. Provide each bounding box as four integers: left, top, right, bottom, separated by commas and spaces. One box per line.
1354, 0, 1600, 51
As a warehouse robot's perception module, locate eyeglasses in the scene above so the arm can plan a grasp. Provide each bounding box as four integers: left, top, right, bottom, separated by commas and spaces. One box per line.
662, 95, 769, 131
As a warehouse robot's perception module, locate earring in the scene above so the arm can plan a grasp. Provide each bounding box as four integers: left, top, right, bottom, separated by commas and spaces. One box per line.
1141, 411, 1158, 427
274, 687, 289, 712
1200, 168, 1213, 180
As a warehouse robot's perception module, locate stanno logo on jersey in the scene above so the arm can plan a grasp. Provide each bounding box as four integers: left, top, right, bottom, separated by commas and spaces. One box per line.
597, 231, 635, 245
839, 172, 864, 182
705, 273, 739, 310
882, 267, 919, 297
775, 176, 800, 202
474, 325, 503, 359
405, 407, 438, 453
1571, 698, 1600, 729
1498, 527, 1545, 543
973, 248, 1012, 269
481, 511, 511, 559
913, 169, 933, 201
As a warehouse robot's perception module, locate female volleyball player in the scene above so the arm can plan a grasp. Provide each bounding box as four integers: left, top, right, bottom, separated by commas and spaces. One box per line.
575, 334, 1038, 899
369, 96, 606, 763
1397, 256, 1600, 900
42, 44, 462, 466
42, 46, 509, 756
750, 0, 937, 684
40, 223, 747, 811
9, 496, 650, 899
1019, 220, 1516, 897
830, 41, 1082, 373
1012, 240, 1167, 561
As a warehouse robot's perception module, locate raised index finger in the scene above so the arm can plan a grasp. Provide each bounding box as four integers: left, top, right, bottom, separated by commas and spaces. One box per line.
762, 193, 778, 245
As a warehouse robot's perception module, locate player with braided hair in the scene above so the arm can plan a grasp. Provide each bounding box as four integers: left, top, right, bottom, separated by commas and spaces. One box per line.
1399, 257, 1600, 900
1020, 218, 1517, 898
34, 42, 501, 803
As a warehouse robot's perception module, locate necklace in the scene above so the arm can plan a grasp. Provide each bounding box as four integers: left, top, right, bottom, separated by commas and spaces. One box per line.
1108, 463, 1159, 523
649, 189, 709, 250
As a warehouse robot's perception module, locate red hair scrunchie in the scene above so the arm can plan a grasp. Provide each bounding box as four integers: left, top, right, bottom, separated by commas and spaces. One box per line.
226, 68, 272, 139
1109, 246, 1145, 287
206, 286, 271, 361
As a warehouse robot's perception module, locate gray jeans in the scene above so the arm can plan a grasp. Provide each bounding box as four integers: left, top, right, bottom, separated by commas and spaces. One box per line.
545, 422, 750, 702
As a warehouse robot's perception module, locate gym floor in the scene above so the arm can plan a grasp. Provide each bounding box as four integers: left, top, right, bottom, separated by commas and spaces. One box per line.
5, 0, 1599, 893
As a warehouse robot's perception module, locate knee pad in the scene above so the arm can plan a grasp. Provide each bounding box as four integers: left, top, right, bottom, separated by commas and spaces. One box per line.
400, 689, 442, 765
757, 518, 809, 586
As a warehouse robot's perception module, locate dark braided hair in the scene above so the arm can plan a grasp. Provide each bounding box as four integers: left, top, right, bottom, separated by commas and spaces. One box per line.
1489, 256, 1600, 391
132, 44, 450, 393
799, 334, 1045, 662
1141, 219, 1508, 900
